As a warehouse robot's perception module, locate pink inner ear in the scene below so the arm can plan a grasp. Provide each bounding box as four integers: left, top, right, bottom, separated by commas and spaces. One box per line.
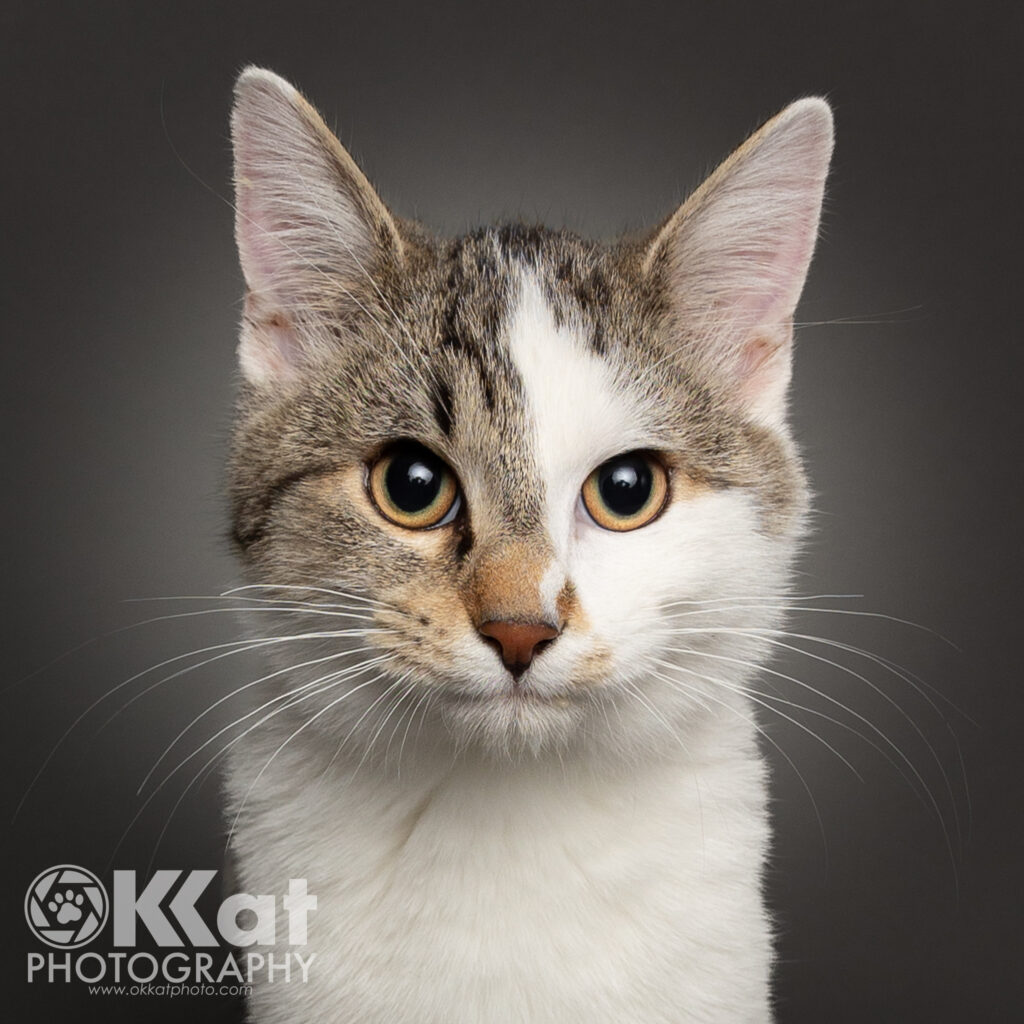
263, 313, 303, 372
729, 211, 820, 338
737, 334, 781, 381
235, 186, 292, 301
735, 326, 793, 427
238, 298, 305, 386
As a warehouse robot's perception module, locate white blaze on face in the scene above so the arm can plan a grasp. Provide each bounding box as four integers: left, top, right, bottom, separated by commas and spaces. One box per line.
503, 270, 783, 697
504, 272, 648, 563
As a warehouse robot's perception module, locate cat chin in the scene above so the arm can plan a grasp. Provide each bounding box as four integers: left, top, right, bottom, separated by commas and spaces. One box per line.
437, 688, 587, 759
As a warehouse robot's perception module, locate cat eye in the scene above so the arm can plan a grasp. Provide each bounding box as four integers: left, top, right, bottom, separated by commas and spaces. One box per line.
581, 452, 669, 532
368, 443, 461, 530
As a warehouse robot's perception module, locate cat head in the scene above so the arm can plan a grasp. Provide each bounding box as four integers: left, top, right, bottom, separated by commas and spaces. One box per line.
228, 68, 832, 763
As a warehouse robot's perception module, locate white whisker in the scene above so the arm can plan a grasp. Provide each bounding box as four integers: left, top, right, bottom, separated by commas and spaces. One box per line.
659, 642, 958, 872
137, 645, 383, 794
660, 626, 964, 848
119, 659, 398, 872
223, 666, 414, 854
644, 665, 829, 855
649, 657, 863, 779
16, 616, 391, 825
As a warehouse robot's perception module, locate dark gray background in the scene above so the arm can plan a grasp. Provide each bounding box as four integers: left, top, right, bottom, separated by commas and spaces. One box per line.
2, 1, 1021, 1020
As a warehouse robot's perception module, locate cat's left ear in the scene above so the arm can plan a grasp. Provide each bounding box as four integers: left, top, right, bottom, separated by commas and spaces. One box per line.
231, 67, 403, 386
645, 99, 833, 429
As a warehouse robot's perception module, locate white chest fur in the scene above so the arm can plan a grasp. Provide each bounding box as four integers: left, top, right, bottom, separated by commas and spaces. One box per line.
227, 708, 773, 1024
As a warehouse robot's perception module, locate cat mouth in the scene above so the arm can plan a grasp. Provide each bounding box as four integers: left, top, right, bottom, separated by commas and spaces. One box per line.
452, 685, 572, 708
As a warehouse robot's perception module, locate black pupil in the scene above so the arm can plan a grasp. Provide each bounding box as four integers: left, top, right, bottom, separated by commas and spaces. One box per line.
385, 448, 443, 513
598, 456, 652, 517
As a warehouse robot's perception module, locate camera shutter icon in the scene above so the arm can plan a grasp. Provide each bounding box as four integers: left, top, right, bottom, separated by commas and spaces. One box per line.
25, 865, 109, 949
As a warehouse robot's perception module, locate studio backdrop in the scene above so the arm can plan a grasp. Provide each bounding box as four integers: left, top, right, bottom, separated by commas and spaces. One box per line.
2, 2, 1020, 1021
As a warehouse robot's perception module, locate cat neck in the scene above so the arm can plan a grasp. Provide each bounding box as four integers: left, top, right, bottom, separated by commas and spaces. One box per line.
226, 695, 762, 849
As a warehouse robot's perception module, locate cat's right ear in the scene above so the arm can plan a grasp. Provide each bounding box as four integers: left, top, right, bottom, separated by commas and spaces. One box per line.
231, 67, 403, 386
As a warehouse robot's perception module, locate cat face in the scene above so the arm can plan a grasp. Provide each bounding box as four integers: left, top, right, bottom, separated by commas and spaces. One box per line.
228, 69, 831, 761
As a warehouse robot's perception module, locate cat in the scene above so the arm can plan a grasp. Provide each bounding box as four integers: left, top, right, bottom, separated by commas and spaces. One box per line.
224, 66, 832, 1023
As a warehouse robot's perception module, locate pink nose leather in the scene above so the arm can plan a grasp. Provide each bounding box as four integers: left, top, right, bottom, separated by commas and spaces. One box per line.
479, 620, 559, 676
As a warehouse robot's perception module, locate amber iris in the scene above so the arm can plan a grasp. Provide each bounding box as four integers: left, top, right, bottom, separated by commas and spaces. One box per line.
581, 452, 668, 531
369, 444, 460, 529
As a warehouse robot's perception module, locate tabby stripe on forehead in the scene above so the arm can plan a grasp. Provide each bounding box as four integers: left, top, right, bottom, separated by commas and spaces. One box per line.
439, 322, 496, 414
432, 380, 454, 437
437, 245, 499, 416
553, 259, 613, 355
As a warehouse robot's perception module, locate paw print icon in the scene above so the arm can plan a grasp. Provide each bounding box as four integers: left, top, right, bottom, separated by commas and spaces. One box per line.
49, 888, 85, 924
25, 865, 108, 949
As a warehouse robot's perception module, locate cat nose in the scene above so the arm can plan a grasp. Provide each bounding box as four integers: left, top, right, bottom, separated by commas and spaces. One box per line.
478, 620, 560, 677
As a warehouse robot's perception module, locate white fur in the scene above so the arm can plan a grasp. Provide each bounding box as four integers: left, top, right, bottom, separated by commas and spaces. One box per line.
229, 713, 771, 1024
